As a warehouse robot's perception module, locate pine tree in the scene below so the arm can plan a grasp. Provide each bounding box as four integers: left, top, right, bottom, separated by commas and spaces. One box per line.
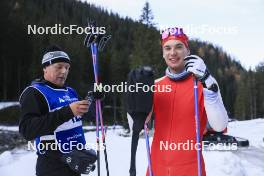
139, 1, 154, 27
255, 62, 264, 117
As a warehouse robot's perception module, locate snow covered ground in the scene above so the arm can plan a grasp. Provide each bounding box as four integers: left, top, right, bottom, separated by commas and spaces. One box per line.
204, 118, 264, 176
0, 119, 264, 176
0, 102, 19, 110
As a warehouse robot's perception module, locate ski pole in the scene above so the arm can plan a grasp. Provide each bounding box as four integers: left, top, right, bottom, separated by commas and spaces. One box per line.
90, 43, 101, 176
193, 78, 202, 176
93, 43, 110, 176
144, 123, 153, 176
91, 42, 110, 176
84, 21, 111, 175
97, 99, 110, 176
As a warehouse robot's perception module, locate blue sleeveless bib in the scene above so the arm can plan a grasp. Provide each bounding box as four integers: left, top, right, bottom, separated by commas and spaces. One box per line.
30, 83, 86, 153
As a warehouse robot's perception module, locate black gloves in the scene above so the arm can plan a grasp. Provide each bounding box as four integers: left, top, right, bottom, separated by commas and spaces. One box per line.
86, 90, 105, 102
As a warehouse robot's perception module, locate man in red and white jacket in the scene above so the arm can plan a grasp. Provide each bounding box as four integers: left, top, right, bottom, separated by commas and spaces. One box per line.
146, 27, 228, 176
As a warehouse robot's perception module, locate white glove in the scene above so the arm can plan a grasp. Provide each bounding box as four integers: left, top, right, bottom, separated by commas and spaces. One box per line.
184, 55, 218, 92
184, 55, 208, 80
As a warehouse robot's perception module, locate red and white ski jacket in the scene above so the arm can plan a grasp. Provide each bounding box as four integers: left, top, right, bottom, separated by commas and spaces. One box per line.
148, 74, 228, 176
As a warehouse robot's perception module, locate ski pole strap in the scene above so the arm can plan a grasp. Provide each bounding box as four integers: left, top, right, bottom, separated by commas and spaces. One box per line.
83, 24, 111, 51
83, 20, 111, 51
98, 35, 111, 51
84, 33, 103, 47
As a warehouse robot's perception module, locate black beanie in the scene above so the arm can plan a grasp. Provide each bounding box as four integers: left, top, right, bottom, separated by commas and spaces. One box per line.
42, 45, 70, 67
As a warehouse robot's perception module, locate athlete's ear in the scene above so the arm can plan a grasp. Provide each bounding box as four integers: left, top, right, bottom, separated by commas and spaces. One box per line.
43, 67, 47, 74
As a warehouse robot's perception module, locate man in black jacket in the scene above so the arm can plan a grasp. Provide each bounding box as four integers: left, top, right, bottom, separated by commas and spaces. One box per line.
19, 45, 93, 176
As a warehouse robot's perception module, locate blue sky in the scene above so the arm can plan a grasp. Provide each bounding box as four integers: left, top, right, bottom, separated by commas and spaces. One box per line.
84, 0, 264, 69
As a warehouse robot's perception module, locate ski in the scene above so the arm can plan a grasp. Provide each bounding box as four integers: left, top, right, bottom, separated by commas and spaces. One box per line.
203, 132, 249, 151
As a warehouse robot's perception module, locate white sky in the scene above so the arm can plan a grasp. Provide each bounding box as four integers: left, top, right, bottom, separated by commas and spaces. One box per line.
84, 0, 264, 69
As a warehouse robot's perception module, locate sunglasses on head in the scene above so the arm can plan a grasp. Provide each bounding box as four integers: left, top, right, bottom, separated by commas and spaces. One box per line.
161, 27, 184, 40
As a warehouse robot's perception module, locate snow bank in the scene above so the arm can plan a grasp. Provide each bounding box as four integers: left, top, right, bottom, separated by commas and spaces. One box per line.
0, 102, 19, 110
0, 119, 263, 176
0, 126, 19, 132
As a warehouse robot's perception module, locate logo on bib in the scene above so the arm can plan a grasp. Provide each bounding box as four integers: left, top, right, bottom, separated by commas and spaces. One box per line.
59, 98, 65, 103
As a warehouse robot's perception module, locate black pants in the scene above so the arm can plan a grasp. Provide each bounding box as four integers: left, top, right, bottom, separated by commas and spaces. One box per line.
129, 112, 148, 175
36, 151, 80, 176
